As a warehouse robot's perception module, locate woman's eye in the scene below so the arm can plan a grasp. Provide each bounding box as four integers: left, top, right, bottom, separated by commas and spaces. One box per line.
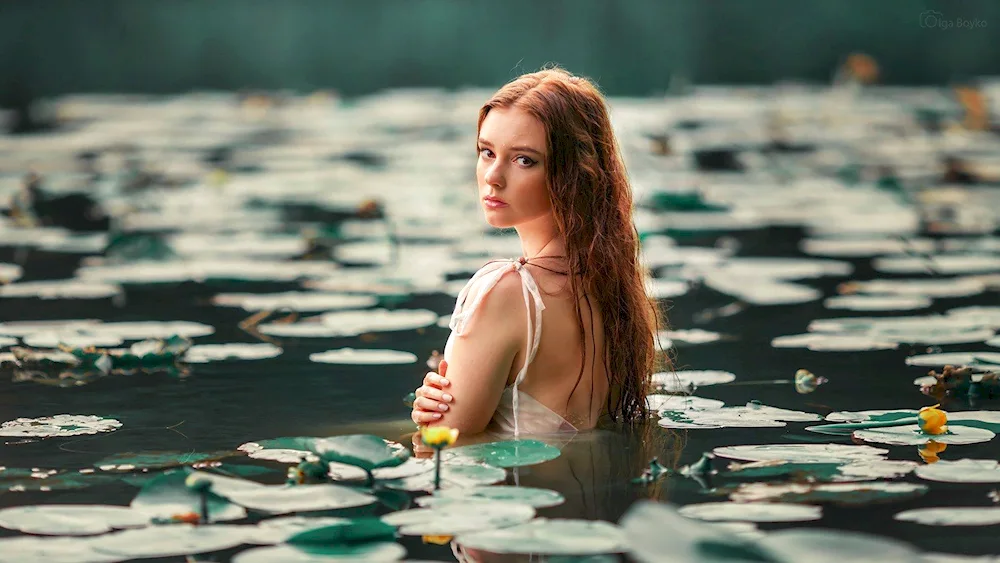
515, 156, 536, 167
478, 148, 494, 159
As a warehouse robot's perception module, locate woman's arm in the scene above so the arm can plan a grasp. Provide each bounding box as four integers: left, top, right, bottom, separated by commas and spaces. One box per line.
424, 269, 527, 434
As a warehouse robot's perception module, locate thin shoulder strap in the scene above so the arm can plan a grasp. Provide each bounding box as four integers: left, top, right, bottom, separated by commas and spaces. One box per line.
449, 258, 546, 438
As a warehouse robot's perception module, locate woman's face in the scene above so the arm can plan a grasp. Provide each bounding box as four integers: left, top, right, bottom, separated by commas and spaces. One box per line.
476, 106, 551, 228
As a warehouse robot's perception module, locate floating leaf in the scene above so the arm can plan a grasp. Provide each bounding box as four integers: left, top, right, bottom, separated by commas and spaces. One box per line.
824, 295, 931, 311
184, 343, 283, 363
659, 404, 821, 429
678, 502, 822, 523
713, 444, 889, 464
93, 450, 232, 472
0, 535, 120, 563
0, 415, 122, 438
873, 254, 1000, 275
287, 518, 396, 545
755, 528, 919, 563
382, 463, 506, 492
232, 542, 406, 563
0, 467, 118, 492
771, 333, 898, 351
894, 507, 1000, 526
213, 292, 378, 312
247, 516, 351, 545
327, 458, 432, 482
728, 481, 927, 506
383, 501, 535, 535
0, 505, 149, 536
446, 439, 561, 468
129, 468, 247, 522
904, 352, 1000, 368
309, 349, 418, 365
456, 518, 628, 556
850, 425, 995, 446
21, 332, 124, 348
652, 370, 735, 392
0, 281, 122, 300
91, 524, 251, 559
309, 435, 410, 474
262, 309, 437, 337
647, 394, 725, 412
419, 486, 565, 509
914, 459, 1000, 483
225, 483, 377, 515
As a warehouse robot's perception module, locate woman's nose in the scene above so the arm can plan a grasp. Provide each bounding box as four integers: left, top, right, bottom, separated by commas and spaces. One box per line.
484, 160, 504, 187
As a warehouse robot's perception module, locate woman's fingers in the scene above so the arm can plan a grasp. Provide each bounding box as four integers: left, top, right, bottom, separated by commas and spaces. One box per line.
422, 371, 451, 389
415, 396, 449, 412
415, 385, 453, 404
411, 408, 443, 425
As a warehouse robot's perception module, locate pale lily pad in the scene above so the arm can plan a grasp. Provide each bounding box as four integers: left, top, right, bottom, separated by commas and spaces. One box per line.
655, 329, 721, 350
895, 507, 1000, 526
446, 439, 562, 468
93, 451, 232, 472
647, 394, 725, 412
659, 404, 820, 430
678, 502, 822, 523
873, 254, 1000, 275
850, 424, 995, 446
770, 333, 898, 351
0, 536, 120, 563
756, 528, 919, 563
91, 524, 251, 559
78, 260, 339, 284
700, 274, 821, 305
713, 443, 889, 463
825, 409, 916, 423
0, 336, 15, 347
0, 415, 122, 437
328, 458, 433, 482
914, 459, 1000, 483
248, 516, 351, 544
800, 237, 935, 258
419, 486, 565, 509
239, 441, 313, 463
0, 281, 122, 300
382, 501, 535, 535
224, 483, 377, 514
184, 343, 283, 363
21, 332, 125, 348
904, 352, 1000, 368
948, 306, 1000, 324
382, 463, 506, 492
652, 370, 735, 392
212, 292, 378, 312
841, 278, 986, 298
695, 257, 853, 280
456, 518, 628, 556
728, 481, 927, 505
309, 349, 417, 365
232, 542, 406, 563
130, 469, 248, 522
0, 505, 149, 536
82, 321, 215, 340
645, 278, 690, 299
824, 295, 931, 311
0, 467, 118, 492
835, 460, 918, 480
261, 309, 437, 337
0, 263, 22, 283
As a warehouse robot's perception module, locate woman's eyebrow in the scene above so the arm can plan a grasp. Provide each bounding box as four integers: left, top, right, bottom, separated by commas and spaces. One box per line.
477, 138, 544, 156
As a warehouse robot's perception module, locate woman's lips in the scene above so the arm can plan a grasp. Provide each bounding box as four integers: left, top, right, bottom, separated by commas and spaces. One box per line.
483, 196, 508, 209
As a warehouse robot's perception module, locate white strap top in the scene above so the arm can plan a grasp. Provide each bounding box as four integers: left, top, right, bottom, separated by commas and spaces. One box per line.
448, 258, 577, 437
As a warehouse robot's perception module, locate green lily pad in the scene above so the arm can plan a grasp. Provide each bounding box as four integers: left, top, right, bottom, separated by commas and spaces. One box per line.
310, 435, 410, 474
327, 458, 433, 482
232, 542, 407, 562
678, 502, 821, 523
894, 507, 1000, 526
0, 504, 150, 536
248, 516, 351, 544
382, 463, 506, 492
93, 450, 232, 472
287, 518, 396, 545
727, 481, 927, 506
456, 518, 628, 556
419, 486, 565, 509
129, 468, 248, 522
383, 500, 535, 536
756, 528, 919, 563
850, 425, 995, 446
0, 467, 118, 492
446, 439, 561, 468
91, 524, 251, 559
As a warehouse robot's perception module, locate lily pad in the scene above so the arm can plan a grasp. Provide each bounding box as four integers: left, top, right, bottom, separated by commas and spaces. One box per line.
647, 394, 725, 412
894, 507, 1000, 526
824, 295, 931, 311
327, 458, 433, 482
21, 332, 125, 348
699, 274, 822, 305
713, 443, 889, 463
262, 309, 437, 338
850, 425, 995, 446
770, 333, 898, 351
914, 459, 1000, 483
0, 263, 23, 283
129, 468, 248, 522
77, 260, 339, 284
656, 329, 721, 347
0, 281, 122, 300
382, 463, 507, 492
419, 486, 565, 509
755, 528, 919, 563
652, 370, 735, 392
0, 319, 102, 337
456, 518, 628, 556
225, 483, 378, 515
843, 278, 987, 298
93, 450, 232, 472
0, 504, 148, 536
0, 415, 122, 438
70, 321, 215, 340
825, 410, 916, 423
248, 516, 351, 544
0, 468, 118, 492
309, 349, 417, 365
382, 501, 535, 535
184, 343, 283, 363
904, 352, 1000, 368
659, 403, 821, 430
678, 502, 822, 523
90, 524, 251, 559
800, 237, 935, 257
232, 543, 406, 563
728, 481, 928, 506
446, 439, 562, 468
873, 254, 1000, 275
309, 435, 410, 473
239, 440, 315, 463
0, 535, 120, 563
212, 292, 378, 312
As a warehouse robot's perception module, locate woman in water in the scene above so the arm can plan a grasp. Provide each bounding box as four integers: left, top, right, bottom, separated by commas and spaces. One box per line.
411, 67, 662, 437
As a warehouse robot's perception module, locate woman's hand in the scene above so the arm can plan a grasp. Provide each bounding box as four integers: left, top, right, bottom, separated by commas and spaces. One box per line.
410, 360, 454, 426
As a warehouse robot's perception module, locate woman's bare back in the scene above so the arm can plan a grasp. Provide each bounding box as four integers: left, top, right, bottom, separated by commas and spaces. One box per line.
506, 263, 609, 430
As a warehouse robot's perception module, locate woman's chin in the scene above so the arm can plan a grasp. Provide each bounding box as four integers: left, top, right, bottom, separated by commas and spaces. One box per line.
483, 210, 516, 229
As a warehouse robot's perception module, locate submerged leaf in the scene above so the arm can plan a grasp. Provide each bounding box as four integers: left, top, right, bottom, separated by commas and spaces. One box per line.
446, 439, 562, 468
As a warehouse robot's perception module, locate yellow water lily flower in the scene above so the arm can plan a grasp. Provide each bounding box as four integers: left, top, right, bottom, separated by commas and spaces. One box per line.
918, 440, 947, 464
918, 404, 948, 435
420, 426, 459, 449
422, 535, 454, 545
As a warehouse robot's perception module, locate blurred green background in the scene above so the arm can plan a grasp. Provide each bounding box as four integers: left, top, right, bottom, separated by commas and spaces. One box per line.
2, 0, 998, 106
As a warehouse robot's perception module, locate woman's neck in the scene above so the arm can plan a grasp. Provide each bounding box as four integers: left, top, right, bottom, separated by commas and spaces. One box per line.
515, 214, 566, 259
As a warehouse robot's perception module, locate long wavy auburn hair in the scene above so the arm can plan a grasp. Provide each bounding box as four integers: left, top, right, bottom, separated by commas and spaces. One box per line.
477, 67, 663, 424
